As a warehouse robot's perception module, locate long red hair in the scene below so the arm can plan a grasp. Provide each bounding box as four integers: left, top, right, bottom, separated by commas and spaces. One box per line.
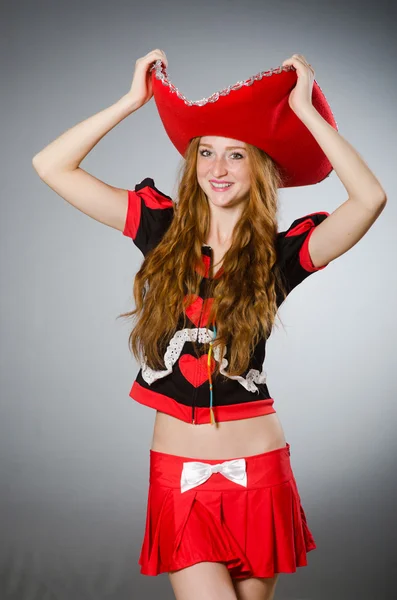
118, 136, 288, 377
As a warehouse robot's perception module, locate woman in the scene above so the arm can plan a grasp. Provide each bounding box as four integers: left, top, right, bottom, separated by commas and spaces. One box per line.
32, 49, 387, 600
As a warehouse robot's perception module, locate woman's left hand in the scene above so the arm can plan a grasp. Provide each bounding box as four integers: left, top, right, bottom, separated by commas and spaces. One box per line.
281, 54, 315, 117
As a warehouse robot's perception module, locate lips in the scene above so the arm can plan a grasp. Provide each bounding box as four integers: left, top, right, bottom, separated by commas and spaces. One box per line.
209, 181, 234, 192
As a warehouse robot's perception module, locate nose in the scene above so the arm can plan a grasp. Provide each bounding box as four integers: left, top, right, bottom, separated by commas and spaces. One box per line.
211, 157, 228, 177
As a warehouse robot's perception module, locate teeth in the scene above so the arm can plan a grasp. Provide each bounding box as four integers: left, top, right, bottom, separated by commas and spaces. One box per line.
211, 182, 232, 188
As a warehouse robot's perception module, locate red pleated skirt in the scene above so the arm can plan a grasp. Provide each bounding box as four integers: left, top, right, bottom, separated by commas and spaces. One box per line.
138, 441, 316, 579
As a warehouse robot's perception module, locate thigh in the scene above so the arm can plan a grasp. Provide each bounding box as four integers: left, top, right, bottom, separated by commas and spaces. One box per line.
169, 561, 238, 600
232, 574, 280, 600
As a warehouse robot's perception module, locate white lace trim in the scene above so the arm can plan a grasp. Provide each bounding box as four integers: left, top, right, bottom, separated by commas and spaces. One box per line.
141, 327, 267, 393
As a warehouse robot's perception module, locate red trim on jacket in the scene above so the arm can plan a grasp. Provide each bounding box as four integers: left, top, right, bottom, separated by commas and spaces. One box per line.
130, 380, 276, 424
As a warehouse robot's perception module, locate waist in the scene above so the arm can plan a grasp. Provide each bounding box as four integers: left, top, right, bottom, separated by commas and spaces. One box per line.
151, 411, 287, 459
149, 442, 292, 489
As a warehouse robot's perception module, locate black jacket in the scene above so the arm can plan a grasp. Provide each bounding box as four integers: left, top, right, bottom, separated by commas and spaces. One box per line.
122, 178, 329, 424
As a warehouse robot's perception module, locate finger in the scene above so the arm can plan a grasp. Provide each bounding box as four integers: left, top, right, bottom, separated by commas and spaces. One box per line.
159, 50, 168, 67
292, 54, 309, 68
281, 56, 296, 67
281, 56, 303, 71
295, 55, 315, 73
283, 55, 314, 75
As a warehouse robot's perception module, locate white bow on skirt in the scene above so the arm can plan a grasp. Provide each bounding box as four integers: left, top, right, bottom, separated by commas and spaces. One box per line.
180, 458, 247, 493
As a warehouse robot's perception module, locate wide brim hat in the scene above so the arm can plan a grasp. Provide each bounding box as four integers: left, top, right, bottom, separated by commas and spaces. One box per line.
150, 59, 337, 188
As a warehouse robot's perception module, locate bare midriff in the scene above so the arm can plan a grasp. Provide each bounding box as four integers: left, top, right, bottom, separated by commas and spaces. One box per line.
150, 411, 287, 459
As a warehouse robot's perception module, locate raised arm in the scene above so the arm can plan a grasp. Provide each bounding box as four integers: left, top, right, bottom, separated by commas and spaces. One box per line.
32, 49, 168, 233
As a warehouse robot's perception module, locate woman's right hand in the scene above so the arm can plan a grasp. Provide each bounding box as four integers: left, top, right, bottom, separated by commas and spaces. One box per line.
127, 49, 168, 110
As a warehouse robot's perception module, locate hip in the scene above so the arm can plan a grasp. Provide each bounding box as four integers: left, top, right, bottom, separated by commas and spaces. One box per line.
151, 410, 287, 459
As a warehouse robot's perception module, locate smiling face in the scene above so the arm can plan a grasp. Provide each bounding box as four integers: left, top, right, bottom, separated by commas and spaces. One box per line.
196, 136, 251, 206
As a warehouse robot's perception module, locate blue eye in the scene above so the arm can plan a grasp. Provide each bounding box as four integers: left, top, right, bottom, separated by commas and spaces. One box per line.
199, 149, 243, 159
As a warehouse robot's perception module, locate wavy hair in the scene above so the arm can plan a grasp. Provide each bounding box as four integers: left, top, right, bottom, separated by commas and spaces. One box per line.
118, 137, 288, 378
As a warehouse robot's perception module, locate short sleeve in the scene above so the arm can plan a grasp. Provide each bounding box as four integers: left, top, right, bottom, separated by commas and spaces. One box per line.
276, 211, 330, 295
122, 177, 174, 256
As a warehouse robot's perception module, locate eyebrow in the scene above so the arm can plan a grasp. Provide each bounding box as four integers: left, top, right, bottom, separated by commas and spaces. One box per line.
199, 143, 246, 151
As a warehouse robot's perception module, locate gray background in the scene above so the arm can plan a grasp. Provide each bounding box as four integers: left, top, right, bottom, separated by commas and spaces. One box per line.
1, 0, 396, 598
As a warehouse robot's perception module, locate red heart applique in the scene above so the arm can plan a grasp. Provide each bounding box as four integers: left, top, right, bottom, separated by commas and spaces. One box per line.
179, 354, 216, 387
185, 295, 214, 327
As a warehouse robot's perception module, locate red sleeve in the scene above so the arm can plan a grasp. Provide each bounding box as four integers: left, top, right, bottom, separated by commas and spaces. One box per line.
123, 177, 174, 256
276, 211, 330, 296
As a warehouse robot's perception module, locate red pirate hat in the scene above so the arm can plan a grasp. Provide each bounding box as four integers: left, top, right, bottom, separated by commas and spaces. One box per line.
150, 59, 337, 188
